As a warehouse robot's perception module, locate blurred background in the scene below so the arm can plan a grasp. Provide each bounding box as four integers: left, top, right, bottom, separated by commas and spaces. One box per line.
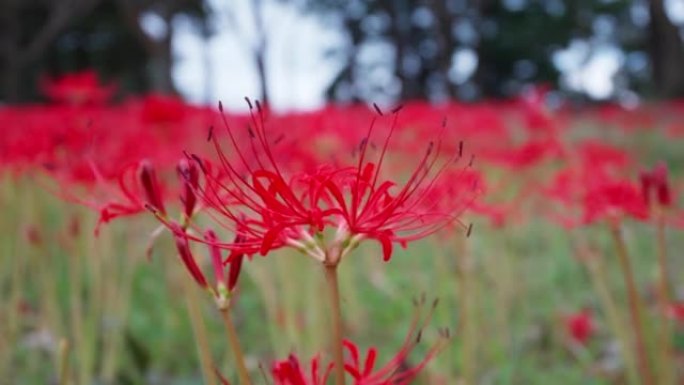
3, 0, 684, 109
5, 2, 684, 385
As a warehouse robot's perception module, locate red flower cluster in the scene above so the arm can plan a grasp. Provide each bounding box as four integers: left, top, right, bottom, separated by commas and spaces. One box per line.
186, 101, 479, 264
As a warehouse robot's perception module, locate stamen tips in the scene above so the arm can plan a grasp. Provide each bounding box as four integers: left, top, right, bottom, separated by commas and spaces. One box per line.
466, 223, 473, 237
426, 141, 435, 155
218, 101, 223, 112
458, 141, 464, 157
207, 126, 214, 142
391, 104, 404, 113
244, 97, 253, 109
373, 103, 384, 116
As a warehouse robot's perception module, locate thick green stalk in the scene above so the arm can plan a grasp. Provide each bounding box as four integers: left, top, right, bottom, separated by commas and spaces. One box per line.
324, 264, 346, 385
219, 308, 253, 385
610, 224, 654, 385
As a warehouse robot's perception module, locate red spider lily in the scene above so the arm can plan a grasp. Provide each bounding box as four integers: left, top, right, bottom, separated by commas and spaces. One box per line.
667, 303, 684, 324
484, 138, 562, 169
217, 352, 333, 385
543, 147, 648, 227
215, 297, 446, 385
342, 297, 449, 385
272, 354, 333, 385
190, 101, 477, 264
53, 161, 153, 234
640, 162, 672, 208
170, 226, 246, 308
41, 70, 116, 105
564, 309, 595, 345
582, 180, 649, 224
178, 158, 200, 219
266, 297, 448, 385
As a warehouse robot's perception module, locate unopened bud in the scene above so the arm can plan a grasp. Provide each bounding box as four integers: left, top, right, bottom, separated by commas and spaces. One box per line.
139, 160, 166, 216
178, 159, 199, 218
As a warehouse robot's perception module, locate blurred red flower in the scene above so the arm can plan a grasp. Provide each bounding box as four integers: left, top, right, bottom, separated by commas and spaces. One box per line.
564, 309, 595, 345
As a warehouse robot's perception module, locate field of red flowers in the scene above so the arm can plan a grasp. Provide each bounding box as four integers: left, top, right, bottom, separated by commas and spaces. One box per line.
2, 73, 684, 385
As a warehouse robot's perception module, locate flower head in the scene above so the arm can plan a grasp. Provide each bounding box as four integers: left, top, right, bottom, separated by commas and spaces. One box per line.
191, 101, 477, 264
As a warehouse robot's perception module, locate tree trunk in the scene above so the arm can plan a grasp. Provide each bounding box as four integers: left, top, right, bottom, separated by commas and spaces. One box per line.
649, 0, 684, 97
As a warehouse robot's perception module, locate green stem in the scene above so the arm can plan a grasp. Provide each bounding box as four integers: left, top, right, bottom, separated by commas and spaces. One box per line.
184, 279, 218, 385
654, 212, 674, 385
582, 247, 639, 385
220, 308, 253, 385
57, 338, 70, 385
324, 264, 346, 385
610, 224, 655, 385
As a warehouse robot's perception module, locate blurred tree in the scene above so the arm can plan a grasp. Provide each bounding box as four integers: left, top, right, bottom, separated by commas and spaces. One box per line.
115, 0, 208, 95
0, 0, 208, 102
648, 0, 684, 97
304, 0, 682, 102
0, 0, 101, 102
225, 0, 271, 105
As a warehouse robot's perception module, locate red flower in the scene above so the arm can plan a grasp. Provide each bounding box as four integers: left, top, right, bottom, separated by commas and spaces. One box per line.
667, 303, 684, 323
582, 180, 649, 224
266, 297, 448, 385
170, 226, 246, 308
272, 354, 333, 385
41, 70, 115, 105
564, 309, 596, 345
193, 101, 477, 264
640, 161, 673, 208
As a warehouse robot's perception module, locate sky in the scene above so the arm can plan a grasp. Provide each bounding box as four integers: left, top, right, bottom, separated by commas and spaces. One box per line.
158, 0, 684, 111
169, 0, 344, 111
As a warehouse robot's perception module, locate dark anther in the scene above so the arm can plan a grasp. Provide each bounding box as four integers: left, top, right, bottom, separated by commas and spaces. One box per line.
255, 100, 262, 112
373, 103, 384, 116
458, 141, 464, 157
244, 97, 253, 109
190, 154, 207, 173
218, 101, 224, 112
432, 298, 440, 308
392, 104, 404, 113
416, 331, 423, 343
247, 126, 255, 138
207, 126, 214, 142
466, 223, 473, 237
469, 154, 475, 167
442, 117, 447, 128
426, 141, 435, 155
359, 137, 368, 150
273, 134, 285, 145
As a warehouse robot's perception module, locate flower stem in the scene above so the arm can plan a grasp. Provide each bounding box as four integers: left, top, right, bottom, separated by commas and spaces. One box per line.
654, 212, 674, 385
579, 243, 639, 385
219, 308, 253, 385
57, 338, 70, 385
324, 264, 346, 385
184, 279, 218, 385
609, 223, 654, 385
